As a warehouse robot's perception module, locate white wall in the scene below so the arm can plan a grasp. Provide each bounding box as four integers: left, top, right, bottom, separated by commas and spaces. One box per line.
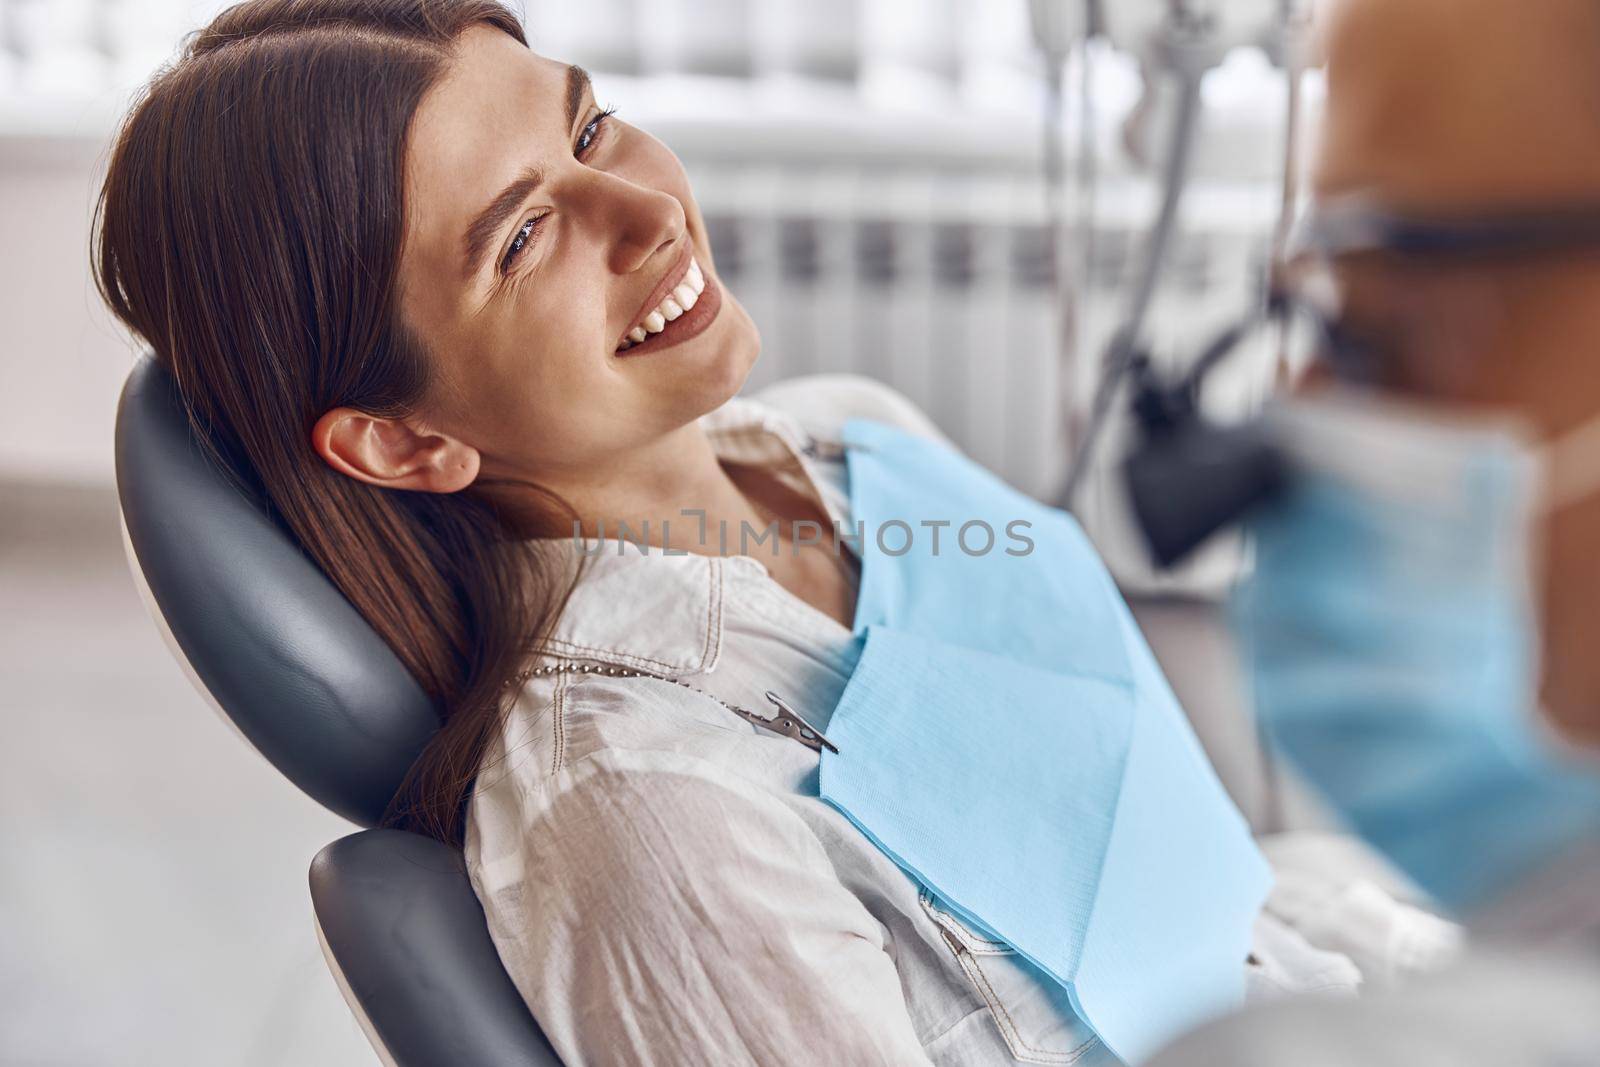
0, 128, 141, 486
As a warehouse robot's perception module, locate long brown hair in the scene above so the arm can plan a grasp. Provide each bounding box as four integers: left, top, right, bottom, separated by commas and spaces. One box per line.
93, 0, 587, 845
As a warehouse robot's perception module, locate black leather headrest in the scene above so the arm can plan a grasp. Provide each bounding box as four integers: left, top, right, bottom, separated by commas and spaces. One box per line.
115, 356, 440, 827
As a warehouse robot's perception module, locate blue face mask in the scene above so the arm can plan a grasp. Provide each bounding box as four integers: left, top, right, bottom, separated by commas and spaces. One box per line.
1233, 388, 1600, 917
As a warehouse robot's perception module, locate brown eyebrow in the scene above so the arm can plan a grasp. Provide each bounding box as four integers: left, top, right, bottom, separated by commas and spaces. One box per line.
460, 64, 593, 281
565, 63, 591, 139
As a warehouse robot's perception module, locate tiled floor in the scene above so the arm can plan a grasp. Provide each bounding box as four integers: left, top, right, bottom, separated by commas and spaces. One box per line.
1, 481, 1288, 1067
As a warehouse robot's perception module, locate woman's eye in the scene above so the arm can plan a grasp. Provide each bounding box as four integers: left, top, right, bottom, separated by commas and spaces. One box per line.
501, 214, 547, 273
576, 105, 617, 159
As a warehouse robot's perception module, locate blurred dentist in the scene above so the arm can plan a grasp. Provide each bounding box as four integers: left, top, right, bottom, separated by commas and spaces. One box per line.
1147, 0, 1600, 1063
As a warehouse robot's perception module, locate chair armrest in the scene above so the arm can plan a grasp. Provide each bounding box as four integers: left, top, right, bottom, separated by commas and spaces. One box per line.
310, 829, 563, 1067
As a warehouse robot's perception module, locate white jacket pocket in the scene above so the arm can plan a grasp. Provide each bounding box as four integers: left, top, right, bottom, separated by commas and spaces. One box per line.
918, 888, 1104, 1065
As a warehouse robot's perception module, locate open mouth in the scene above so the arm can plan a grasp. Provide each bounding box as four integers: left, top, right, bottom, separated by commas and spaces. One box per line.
614, 249, 721, 357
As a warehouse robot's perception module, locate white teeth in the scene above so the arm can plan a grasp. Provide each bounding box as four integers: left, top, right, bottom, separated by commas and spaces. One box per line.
616, 258, 711, 351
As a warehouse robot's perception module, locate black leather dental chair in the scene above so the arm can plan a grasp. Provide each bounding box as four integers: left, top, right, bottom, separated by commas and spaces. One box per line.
115, 356, 561, 1066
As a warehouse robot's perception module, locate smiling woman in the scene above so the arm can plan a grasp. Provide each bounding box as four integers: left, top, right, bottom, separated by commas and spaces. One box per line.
316, 21, 761, 528
92, 0, 768, 849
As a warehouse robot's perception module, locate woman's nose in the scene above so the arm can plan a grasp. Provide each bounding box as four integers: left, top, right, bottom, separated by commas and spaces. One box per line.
590, 170, 687, 276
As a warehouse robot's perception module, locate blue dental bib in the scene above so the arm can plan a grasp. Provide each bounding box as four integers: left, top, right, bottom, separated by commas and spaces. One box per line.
820, 417, 1271, 1064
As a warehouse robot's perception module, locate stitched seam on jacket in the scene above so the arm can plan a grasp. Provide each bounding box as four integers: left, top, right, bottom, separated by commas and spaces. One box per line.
701, 559, 721, 671
919, 888, 1013, 951
920, 889, 1101, 1065
536, 562, 722, 676
956, 950, 1099, 1065
480, 688, 557, 802
551, 674, 569, 774
539, 636, 686, 674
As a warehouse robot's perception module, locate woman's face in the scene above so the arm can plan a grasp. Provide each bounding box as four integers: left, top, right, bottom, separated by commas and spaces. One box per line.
397, 24, 759, 485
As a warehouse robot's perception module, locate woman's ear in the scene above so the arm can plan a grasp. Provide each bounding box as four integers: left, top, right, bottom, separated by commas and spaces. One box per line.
311, 407, 480, 493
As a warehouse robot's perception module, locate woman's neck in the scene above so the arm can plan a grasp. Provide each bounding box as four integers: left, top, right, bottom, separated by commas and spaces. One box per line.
491, 421, 776, 556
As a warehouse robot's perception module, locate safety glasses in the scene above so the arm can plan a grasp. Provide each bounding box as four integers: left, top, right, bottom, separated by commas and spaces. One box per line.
1294, 193, 1600, 261
1274, 193, 1600, 385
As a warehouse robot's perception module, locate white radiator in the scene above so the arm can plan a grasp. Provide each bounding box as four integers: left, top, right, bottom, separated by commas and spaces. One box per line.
702, 168, 1066, 503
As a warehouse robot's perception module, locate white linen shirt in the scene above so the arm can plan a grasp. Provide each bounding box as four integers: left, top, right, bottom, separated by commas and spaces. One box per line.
464, 374, 1368, 1067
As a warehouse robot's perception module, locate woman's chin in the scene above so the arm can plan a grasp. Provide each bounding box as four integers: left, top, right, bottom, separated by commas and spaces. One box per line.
703, 319, 761, 409
681, 296, 761, 411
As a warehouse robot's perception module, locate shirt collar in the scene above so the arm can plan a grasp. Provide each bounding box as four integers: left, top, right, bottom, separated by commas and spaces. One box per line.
530, 394, 834, 679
